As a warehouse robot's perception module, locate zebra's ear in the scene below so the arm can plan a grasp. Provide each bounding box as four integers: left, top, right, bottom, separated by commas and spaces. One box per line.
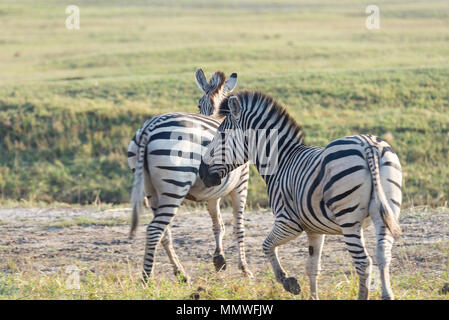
195, 68, 208, 92
224, 73, 237, 92
228, 96, 241, 120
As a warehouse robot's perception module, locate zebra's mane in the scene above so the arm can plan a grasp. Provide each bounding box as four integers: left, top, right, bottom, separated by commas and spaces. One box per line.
218, 90, 305, 143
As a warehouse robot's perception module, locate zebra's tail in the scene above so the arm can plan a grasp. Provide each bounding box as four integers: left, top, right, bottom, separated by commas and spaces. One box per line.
129, 130, 150, 239
365, 145, 402, 239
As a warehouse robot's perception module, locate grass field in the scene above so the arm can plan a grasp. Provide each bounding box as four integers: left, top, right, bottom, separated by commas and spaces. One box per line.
0, 0, 448, 301
0, 0, 448, 206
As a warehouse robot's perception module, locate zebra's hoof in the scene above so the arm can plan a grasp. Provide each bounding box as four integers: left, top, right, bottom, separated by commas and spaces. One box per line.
381, 293, 394, 300
238, 264, 254, 278
175, 270, 191, 284
243, 269, 254, 279
141, 274, 151, 286
357, 290, 369, 300
178, 274, 191, 284
282, 277, 301, 295
213, 255, 227, 272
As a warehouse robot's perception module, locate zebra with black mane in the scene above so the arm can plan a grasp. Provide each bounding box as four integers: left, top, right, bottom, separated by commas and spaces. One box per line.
127, 69, 253, 282
200, 90, 402, 300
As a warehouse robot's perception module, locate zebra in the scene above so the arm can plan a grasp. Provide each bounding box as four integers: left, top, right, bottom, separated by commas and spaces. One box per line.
127, 69, 253, 282
199, 90, 402, 300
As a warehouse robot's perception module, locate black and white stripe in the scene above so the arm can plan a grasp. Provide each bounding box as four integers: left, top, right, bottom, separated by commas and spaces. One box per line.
200, 90, 402, 300
128, 70, 252, 281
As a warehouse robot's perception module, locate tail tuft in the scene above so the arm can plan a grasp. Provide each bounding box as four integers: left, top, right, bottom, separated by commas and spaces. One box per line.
129, 203, 140, 239
129, 169, 144, 238
379, 202, 402, 240
129, 130, 150, 239
366, 144, 402, 240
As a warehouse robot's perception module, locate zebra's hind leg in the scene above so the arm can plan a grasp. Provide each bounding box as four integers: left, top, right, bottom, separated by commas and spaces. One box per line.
375, 225, 395, 300
206, 199, 226, 272
146, 194, 189, 282
306, 233, 325, 300
229, 188, 253, 278
142, 201, 181, 283
160, 226, 190, 283
371, 208, 396, 300
262, 220, 302, 294
341, 225, 373, 300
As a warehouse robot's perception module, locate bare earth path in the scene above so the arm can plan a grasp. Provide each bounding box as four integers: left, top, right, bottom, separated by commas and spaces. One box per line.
0, 206, 448, 295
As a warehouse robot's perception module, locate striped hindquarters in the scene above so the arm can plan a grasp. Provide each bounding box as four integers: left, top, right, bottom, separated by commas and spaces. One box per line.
293, 135, 402, 236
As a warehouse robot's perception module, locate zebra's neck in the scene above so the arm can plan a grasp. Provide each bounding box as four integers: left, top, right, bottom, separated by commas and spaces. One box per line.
242, 108, 306, 184
250, 126, 305, 185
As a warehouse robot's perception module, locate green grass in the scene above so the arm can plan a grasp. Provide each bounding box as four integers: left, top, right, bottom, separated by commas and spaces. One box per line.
1, 262, 447, 300
0, 0, 448, 206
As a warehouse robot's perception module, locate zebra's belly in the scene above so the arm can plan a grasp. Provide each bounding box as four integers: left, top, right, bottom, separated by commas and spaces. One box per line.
291, 202, 373, 236
294, 172, 372, 235
287, 175, 344, 235
296, 204, 344, 235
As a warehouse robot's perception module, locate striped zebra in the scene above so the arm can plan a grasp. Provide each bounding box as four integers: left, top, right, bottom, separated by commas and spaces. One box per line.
199, 90, 402, 300
127, 70, 253, 282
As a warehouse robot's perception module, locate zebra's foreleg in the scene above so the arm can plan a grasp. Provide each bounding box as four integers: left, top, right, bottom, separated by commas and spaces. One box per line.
206, 199, 226, 272
341, 225, 372, 300
262, 221, 301, 294
306, 233, 325, 300
160, 226, 190, 283
230, 188, 253, 278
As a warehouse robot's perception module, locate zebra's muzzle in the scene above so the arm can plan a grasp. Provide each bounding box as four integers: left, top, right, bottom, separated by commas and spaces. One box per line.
199, 160, 221, 188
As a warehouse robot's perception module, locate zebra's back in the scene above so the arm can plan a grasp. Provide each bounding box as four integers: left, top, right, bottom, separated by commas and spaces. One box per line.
128, 112, 247, 202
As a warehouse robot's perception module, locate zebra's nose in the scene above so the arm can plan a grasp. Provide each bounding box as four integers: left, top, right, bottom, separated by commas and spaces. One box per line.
205, 172, 221, 187
199, 160, 209, 181
199, 160, 221, 187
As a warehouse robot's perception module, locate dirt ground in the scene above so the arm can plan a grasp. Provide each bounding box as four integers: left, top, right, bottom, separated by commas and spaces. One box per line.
0, 206, 448, 287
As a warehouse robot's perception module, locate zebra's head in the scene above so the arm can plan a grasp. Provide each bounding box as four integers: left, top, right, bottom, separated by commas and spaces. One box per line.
200, 96, 247, 187
195, 68, 238, 117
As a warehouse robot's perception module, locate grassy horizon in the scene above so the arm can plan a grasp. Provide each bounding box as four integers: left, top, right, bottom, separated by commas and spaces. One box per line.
0, 0, 448, 207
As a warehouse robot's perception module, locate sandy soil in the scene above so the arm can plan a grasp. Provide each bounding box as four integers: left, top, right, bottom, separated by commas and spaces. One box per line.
0, 206, 448, 284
